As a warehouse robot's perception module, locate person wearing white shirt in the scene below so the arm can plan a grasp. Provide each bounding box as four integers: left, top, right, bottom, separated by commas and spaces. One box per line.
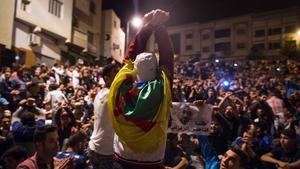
72, 67, 80, 88
88, 64, 118, 169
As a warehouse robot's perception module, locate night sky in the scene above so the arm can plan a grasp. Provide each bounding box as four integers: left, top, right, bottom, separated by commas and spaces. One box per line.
102, 0, 300, 28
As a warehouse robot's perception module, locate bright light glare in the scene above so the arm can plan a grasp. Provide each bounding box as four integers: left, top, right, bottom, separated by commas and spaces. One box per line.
215, 59, 219, 63
131, 17, 143, 28
297, 30, 300, 36
223, 81, 229, 86
234, 63, 238, 67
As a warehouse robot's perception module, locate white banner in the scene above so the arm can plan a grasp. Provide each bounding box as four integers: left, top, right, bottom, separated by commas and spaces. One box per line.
168, 102, 213, 135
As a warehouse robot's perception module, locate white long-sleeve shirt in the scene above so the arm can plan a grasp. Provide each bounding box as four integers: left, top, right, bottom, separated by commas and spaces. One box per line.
89, 88, 114, 155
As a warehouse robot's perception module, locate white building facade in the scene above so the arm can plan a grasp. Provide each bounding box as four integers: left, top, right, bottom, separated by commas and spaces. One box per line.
13, 0, 73, 66
148, 7, 300, 62
101, 9, 125, 63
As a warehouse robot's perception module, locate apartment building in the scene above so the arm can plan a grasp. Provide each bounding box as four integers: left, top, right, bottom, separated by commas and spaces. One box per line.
65, 0, 103, 65
150, 7, 300, 62
13, 0, 73, 66
252, 8, 300, 59
101, 9, 125, 63
0, 0, 16, 66
1, 0, 124, 67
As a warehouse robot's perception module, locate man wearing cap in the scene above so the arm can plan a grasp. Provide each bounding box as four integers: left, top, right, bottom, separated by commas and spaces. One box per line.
0, 98, 10, 135
108, 9, 174, 169
0, 98, 9, 109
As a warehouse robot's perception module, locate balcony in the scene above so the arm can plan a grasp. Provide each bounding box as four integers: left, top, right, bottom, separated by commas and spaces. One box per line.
87, 43, 97, 55
72, 27, 87, 49
74, 0, 90, 15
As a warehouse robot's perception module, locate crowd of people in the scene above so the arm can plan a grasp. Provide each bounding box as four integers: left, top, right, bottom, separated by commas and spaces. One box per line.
0, 9, 300, 169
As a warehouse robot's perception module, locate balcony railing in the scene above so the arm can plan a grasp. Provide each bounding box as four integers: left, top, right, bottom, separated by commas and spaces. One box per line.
87, 43, 97, 55
72, 27, 87, 49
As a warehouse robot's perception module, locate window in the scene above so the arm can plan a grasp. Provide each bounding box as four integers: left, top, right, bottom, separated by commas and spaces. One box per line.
236, 28, 246, 35
273, 28, 282, 35
21, 0, 30, 11
72, 17, 78, 27
253, 43, 265, 50
237, 43, 246, 49
285, 25, 296, 33
186, 34, 193, 39
215, 29, 231, 38
89, 1, 96, 14
268, 42, 281, 50
285, 40, 297, 49
254, 29, 265, 37
170, 34, 181, 54
215, 42, 231, 52
185, 45, 193, 51
202, 47, 210, 52
202, 34, 210, 40
49, 0, 62, 18
88, 31, 94, 44
268, 28, 282, 35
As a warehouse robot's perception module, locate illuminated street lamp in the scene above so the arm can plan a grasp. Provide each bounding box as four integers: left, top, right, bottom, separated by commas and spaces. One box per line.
126, 16, 143, 48
131, 17, 143, 28
297, 30, 300, 36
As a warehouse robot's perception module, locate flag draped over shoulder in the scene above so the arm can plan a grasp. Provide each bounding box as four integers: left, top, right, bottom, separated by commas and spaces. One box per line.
107, 61, 171, 153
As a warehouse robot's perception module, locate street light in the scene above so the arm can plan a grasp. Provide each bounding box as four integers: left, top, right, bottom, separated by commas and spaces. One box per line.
126, 16, 143, 49
131, 17, 143, 28
297, 30, 300, 36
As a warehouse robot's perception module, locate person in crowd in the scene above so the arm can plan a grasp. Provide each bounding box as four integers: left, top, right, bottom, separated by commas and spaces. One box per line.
207, 118, 229, 157
73, 102, 85, 125
0, 108, 14, 158
52, 63, 65, 85
164, 133, 189, 169
197, 133, 249, 169
0, 98, 10, 115
26, 77, 45, 107
16, 125, 73, 169
178, 133, 200, 169
88, 64, 118, 169
108, 9, 174, 169
0, 146, 28, 169
12, 98, 45, 125
55, 132, 88, 169
260, 128, 300, 169
12, 111, 44, 156
72, 67, 80, 88
44, 83, 68, 119
0, 68, 13, 110
54, 107, 77, 149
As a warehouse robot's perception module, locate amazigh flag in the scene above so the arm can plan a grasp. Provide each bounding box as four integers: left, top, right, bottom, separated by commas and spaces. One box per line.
108, 61, 172, 153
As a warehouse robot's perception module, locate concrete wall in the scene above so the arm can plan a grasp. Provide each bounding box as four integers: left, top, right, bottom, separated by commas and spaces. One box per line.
101, 9, 125, 63
0, 0, 16, 48
74, 0, 102, 56
14, 21, 61, 66
16, 0, 73, 40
